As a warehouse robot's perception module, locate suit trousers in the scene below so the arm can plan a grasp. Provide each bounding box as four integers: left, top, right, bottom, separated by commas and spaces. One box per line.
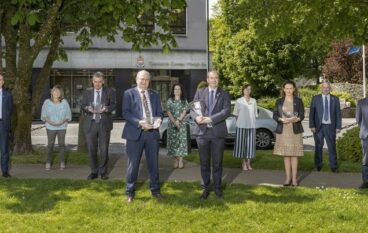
85, 121, 111, 175
46, 129, 66, 163
361, 138, 368, 182
314, 124, 337, 170
196, 128, 225, 194
0, 123, 10, 174
125, 131, 160, 197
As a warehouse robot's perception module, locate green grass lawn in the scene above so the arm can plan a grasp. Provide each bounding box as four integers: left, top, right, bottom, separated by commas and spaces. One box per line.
10, 148, 89, 165
0, 179, 367, 232
185, 150, 361, 173
11, 147, 361, 173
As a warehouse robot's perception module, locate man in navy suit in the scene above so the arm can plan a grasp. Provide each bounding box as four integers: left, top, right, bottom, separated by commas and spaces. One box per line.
122, 70, 163, 203
0, 73, 13, 178
309, 80, 342, 172
356, 97, 368, 189
191, 71, 231, 199
81, 72, 116, 180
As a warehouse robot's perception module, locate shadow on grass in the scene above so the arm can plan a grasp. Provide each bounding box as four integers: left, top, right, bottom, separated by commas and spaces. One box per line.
133, 182, 320, 210
0, 179, 123, 214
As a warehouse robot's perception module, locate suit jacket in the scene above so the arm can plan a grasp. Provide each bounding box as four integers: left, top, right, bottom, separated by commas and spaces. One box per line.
81, 87, 116, 132
309, 94, 342, 131
356, 98, 368, 139
190, 87, 231, 138
0, 89, 13, 132
273, 96, 305, 134
122, 88, 163, 141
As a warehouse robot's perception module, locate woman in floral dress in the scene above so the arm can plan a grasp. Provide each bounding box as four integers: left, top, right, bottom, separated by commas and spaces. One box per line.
166, 84, 189, 168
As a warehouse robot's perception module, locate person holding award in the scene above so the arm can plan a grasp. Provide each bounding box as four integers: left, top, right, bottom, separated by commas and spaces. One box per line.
166, 83, 189, 169
191, 70, 231, 200
81, 72, 116, 180
273, 80, 304, 187
122, 70, 163, 203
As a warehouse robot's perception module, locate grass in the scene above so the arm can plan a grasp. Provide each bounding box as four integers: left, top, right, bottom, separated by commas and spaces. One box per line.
185, 149, 362, 173
0, 179, 367, 233
11, 147, 361, 173
10, 148, 89, 165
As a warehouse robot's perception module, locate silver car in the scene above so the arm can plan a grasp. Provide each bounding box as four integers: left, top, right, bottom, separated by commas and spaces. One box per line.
159, 106, 277, 149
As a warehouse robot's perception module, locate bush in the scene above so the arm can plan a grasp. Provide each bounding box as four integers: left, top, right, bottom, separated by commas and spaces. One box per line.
257, 97, 277, 110
336, 127, 361, 162
331, 90, 356, 107
299, 86, 319, 108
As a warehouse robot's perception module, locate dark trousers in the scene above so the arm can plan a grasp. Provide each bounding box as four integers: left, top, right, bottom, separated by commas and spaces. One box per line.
196, 128, 225, 194
85, 121, 111, 175
314, 124, 337, 170
0, 123, 10, 174
46, 129, 66, 163
361, 138, 368, 182
125, 131, 160, 197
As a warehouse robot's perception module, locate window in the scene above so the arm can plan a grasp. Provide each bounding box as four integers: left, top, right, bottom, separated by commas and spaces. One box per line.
139, 12, 155, 33
170, 8, 186, 35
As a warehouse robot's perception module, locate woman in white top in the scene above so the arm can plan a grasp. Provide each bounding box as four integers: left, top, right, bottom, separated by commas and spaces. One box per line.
233, 84, 258, 170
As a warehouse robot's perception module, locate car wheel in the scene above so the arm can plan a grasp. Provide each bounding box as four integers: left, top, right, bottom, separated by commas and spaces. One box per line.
256, 129, 273, 149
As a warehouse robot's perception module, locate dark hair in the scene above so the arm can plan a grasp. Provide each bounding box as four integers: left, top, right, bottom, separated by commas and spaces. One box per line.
241, 84, 251, 96
170, 83, 186, 101
281, 80, 298, 98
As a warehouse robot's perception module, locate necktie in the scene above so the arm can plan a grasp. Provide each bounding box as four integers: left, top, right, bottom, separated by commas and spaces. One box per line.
324, 95, 329, 121
95, 90, 101, 123
141, 90, 152, 123
209, 90, 214, 116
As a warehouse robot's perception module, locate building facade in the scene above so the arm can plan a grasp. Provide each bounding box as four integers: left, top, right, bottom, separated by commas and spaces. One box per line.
32, 0, 207, 118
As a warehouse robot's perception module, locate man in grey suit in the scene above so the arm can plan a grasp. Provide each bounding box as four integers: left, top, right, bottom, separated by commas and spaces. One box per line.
356, 97, 368, 189
81, 72, 116, 180
191, 71, 231, 199
309, 80, 342, 172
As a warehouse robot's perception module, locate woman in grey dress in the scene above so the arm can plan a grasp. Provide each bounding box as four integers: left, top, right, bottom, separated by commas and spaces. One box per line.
166, 84, 189, 168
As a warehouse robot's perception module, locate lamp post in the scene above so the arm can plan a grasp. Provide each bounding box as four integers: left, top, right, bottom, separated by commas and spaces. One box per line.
363, 44, 366, 98
206, 0, 210, 72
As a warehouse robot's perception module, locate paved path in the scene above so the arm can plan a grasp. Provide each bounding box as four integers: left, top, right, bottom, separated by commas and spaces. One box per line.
5, 119, 362, 190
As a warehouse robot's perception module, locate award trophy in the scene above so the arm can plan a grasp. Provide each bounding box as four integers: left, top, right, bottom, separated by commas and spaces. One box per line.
192, 101, 203, 116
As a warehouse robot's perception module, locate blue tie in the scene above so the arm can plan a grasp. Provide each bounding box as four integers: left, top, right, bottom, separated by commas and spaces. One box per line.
324, 95, 329, 121
209, 90, 214, 116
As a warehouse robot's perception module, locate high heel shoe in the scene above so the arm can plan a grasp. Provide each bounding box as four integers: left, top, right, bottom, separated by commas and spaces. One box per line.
173, 158, 179, 169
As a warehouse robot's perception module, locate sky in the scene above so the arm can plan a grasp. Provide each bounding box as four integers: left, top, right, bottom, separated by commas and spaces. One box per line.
209, 0, 218, 18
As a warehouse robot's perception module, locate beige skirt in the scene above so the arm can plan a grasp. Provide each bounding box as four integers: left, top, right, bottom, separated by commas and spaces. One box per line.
273, 123, 303, 157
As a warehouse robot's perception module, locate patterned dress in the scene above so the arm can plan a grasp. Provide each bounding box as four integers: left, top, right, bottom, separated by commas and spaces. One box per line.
166, 98, 189, 157
273, 100, 304, 157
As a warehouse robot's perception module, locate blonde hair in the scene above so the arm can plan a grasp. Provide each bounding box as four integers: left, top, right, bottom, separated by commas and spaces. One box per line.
50, 85, 64, 101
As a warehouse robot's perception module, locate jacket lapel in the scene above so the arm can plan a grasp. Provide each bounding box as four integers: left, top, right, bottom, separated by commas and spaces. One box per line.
133, 88, 143, 117
212, 89, 222, 112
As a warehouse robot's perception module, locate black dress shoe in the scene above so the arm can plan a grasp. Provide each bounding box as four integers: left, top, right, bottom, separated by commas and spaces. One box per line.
215, 192, 223, 199
2, 173, 11, 178
200, 191, 210, 200
331, 168, 338, 173
316, 167, 322, 172
100, 174, 109, 180
87, 173, 98, 180
152, 193, 165, 200
359, 182, 368, 189
283, 180, 292, 186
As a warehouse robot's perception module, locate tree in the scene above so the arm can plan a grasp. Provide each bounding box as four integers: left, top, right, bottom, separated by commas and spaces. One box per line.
0, 0, 186, 154
323, 40, 367, 84
216, 0, 368, 85
210, 17, 310, 97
